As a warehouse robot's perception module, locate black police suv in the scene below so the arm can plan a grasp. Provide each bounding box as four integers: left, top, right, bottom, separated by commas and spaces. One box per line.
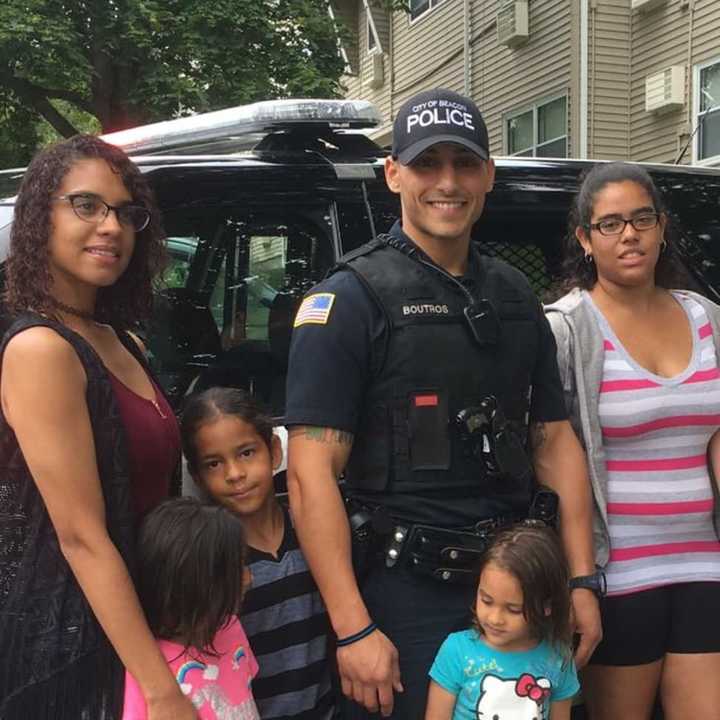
1, 99, 720, 420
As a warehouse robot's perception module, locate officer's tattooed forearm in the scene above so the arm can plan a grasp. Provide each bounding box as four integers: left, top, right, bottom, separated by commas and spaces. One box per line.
529, 422, 548, 453
290, 426, 354, 445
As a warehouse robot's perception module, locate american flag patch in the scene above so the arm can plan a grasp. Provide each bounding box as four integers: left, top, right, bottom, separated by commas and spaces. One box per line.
293, 293, 336, 327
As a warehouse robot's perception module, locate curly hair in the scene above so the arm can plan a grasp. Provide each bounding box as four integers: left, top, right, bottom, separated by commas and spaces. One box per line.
5, 134, 166, 328
560, 161, 688, 293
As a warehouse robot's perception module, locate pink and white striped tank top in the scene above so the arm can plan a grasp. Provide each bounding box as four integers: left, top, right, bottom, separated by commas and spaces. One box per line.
587, 291, 720, 596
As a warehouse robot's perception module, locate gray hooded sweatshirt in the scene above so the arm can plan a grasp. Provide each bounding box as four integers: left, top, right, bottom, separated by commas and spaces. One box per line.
545, 287, 720, 567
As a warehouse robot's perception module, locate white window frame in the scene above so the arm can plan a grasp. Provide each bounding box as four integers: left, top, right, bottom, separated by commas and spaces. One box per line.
409, 0, 446, 25
366, 7, 381, 54
503, 94, 568, 158
693, 57, 720, 166
327, 3, 355, 75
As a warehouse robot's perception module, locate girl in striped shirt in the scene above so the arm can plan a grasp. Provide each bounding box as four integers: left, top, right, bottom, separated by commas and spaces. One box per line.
546, 162, 720, 719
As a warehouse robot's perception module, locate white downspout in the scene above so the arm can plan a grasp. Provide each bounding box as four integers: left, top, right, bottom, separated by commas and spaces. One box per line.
686, 0, 695, 164
580, 0, 589, 159
464, 0, 471, 96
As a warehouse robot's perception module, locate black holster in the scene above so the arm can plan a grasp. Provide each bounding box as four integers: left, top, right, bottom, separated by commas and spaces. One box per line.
346, 499, 393, 581
529, 485, 559, 529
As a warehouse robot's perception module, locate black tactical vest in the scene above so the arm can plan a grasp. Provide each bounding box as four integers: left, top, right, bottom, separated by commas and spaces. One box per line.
335, 236, 542, 520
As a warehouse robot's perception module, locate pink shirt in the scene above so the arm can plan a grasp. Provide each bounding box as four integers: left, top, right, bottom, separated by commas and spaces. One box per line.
123, 617, 260, 719
590, 292, 720, 595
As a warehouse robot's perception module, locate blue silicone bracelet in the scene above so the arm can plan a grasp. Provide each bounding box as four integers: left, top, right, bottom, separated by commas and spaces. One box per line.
336, 622, 378, 647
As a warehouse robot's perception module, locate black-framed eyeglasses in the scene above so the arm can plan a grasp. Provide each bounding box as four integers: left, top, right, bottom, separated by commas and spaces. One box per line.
54, 193, 151, 232
588, 212, 660, 236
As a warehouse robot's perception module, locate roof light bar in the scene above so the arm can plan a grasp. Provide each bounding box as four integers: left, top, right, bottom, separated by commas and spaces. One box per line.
101, 99, 382, 156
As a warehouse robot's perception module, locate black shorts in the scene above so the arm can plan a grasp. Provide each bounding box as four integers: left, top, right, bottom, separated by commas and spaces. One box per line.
589, 581, 720, 666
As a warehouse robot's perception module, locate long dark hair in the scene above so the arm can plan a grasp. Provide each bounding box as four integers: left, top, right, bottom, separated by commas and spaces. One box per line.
561, 161, 688, 292
136, 497, 247, 655
5, 134, 166, 327
181, 387, 274, 473
474, 525, 572, 656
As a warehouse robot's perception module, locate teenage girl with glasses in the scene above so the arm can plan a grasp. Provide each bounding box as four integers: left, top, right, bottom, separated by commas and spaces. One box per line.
0, 135, 194, 719
546, 162, 720, 719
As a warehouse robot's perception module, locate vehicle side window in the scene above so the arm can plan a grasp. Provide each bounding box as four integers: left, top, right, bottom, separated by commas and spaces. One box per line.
163, 237, 199, 290
198, 214, 332, 415
473, 189, 570, 299
337, 195, 400, 254
147, 220, 227, 407
480, 241, 553, 296
657, 177, 720, 294
209, 255, 227, 330
248, 234, 285, 340
150, 207, 333, 414
222, 231, 287, 348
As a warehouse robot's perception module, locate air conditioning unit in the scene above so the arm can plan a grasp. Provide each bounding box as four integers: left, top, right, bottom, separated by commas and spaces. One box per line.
369, 52, 384, 90
645, 66, 685, 113
632, 0, 666, 11
497, 1, 529, 48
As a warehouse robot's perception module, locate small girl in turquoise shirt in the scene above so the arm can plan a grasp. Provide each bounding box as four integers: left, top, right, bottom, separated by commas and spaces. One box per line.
425, 525, 579, 720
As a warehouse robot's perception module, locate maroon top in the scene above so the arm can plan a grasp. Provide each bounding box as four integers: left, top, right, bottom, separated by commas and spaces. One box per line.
107, 372, 180, 518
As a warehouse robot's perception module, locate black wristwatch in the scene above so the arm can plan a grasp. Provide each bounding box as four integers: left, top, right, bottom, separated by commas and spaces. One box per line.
569, 570, 606, 598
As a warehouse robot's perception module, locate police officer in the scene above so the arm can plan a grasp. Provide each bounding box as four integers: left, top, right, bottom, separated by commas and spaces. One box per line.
285, 89, 601, 719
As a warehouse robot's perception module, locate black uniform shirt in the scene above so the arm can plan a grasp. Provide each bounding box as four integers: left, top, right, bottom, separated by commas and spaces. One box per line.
284, 223, 567, 523
286, 221, 565, 425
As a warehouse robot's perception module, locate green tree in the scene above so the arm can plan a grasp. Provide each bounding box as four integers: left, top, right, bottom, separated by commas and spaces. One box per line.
376, 1, 409, 10
0, 0, 346, 164
0, 91, 39, 168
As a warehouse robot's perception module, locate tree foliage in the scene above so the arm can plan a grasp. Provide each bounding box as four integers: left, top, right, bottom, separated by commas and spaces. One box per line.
0, 90, 39, 169
0, 0, 347, 164
375, 0, 411, 11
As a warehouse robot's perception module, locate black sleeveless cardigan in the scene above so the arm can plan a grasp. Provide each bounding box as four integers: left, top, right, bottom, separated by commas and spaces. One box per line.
0, 314, 149, 719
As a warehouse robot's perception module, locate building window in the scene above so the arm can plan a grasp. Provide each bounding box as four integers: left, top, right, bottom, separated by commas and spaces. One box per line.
695, 59, 720, 163
410, 0, 445, 22
367, 16, 376, 52
506, 96, 567, 158
367, 13, 378, 53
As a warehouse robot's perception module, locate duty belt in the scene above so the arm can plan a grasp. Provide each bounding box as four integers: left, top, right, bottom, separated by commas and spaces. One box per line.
384, 517, 547, 585
347, 488, 558, 585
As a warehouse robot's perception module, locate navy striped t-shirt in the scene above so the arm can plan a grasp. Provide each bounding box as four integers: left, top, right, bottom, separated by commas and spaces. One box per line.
242, 507, 335, 720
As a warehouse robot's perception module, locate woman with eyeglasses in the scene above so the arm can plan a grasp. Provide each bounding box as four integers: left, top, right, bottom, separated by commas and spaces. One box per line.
546, 162, 720, 719
0, 136, 195, 719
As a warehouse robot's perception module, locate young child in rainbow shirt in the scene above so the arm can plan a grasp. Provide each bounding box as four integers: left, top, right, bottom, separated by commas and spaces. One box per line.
123, 497, 260, 719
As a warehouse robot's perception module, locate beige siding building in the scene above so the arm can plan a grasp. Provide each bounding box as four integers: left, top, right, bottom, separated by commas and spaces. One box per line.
332, 0, 720, 166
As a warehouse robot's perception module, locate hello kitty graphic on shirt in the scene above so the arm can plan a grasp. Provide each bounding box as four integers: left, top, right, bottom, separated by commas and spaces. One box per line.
475, 674, 551, 720
429, 630, 579, 720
